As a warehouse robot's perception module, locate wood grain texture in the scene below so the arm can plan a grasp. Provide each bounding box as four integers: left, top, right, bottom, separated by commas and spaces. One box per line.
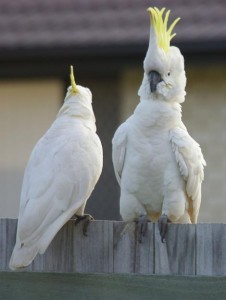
73, 220, 114, 273
113, 221, 136, 273
155, 223, 196, 275
0, 219, 17, 271
1, 219, 226, 275
196, 223, 226, 275
134, 222, 154, 274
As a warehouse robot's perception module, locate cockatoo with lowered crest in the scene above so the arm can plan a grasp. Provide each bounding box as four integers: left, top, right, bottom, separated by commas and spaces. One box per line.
9, 66, 103, 270
112, 7, 206, 242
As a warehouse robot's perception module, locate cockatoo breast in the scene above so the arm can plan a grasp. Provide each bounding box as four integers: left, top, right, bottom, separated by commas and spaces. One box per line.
120, 100, 183, 212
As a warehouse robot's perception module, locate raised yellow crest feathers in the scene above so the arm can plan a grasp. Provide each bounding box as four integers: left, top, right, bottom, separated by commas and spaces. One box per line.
147, 7, 180, 53
70, 65, 78, 94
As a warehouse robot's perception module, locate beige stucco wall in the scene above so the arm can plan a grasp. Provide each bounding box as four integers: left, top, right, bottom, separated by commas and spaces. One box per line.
119, 69, 141, 121
120, 64, 226, 223
0, 79, 63, 217
184, 65, 226, 222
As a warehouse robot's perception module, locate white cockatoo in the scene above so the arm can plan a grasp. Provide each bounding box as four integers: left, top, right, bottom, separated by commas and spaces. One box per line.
112, 7, 206, 242
9, 66, 103, 270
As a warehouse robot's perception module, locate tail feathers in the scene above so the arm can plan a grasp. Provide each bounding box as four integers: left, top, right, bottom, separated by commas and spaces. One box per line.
9, 242, 39, 271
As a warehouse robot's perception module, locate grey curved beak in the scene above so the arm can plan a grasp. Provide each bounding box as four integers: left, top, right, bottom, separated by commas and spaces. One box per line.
149, 71, 163, 92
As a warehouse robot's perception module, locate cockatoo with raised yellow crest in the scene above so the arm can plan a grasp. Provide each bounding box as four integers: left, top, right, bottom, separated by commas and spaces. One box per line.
112, 7, 206, 242
9, 66, 103, 270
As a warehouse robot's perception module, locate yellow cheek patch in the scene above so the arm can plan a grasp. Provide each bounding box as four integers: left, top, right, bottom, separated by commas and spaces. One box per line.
147, 7, 180, 53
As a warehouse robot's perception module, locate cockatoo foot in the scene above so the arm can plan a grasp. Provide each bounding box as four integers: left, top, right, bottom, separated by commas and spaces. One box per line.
136, 214, 150, 243
74, 214, 94, 237
158, 214, 171, 243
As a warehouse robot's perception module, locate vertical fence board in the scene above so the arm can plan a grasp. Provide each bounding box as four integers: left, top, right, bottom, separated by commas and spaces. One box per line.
30, 221, 74, 272
73, 220, 114, 273
196, 223, 226, 276
113, 221, 136, 273
155, 223, 196, 275
135, 222, 154, 274
0, 219, 17, 271
42, 221, 74, 272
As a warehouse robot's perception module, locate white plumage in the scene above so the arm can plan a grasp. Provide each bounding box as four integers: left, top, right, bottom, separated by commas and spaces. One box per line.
9, 67, 103, 270
112, 8, 206, 241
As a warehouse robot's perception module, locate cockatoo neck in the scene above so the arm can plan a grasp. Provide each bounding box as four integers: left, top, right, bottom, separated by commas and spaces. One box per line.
134, 98, 182, 129
57, 97, 96, 130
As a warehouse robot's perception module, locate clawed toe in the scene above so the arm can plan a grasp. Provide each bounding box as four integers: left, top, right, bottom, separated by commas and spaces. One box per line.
136, 215, 150, 243
158, 214, 170, 243
74, 214, 94, 236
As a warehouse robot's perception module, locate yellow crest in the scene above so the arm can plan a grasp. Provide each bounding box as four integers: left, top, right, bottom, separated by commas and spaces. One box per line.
147, 7, 180, 53
70, 65, 78, 94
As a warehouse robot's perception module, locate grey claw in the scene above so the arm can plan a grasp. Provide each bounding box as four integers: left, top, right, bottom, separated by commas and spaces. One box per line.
74, 214, 94, 237
136, 215, 150, 243
158, 214, 170, 243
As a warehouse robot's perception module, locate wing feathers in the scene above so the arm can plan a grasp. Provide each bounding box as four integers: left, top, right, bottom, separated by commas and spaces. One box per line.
112, 123, 128, 185
169, 126, 206, 223
10, 121, 102, 270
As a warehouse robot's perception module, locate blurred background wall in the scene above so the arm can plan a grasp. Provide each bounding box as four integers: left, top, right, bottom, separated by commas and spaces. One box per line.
0, 0, 226, 222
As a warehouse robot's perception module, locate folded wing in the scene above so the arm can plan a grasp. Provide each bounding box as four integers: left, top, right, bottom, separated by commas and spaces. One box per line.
169, 126, 206, 223
112, 123, 128, 185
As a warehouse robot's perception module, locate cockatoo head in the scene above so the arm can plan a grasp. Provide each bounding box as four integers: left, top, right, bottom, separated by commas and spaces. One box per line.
58, 66, 94, 119
65, 66, 92, 103
138, 7, 186, 103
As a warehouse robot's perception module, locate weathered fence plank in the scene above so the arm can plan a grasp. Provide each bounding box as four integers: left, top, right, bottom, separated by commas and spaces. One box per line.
73, 220, 114, 273
155, 223, 196, 275
196, 223, 226, 276
0, 219, 17, 271
134, 222, 154, 274
113, 221, 136, 273
34, 221, 74, 272
1, 219, 226, 275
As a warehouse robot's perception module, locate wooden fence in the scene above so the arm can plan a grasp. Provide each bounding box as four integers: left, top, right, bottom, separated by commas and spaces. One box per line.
1, 219, 226, 275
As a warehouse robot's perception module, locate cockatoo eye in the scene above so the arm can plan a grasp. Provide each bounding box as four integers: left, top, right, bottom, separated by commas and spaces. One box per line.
168, 72, 171, 76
